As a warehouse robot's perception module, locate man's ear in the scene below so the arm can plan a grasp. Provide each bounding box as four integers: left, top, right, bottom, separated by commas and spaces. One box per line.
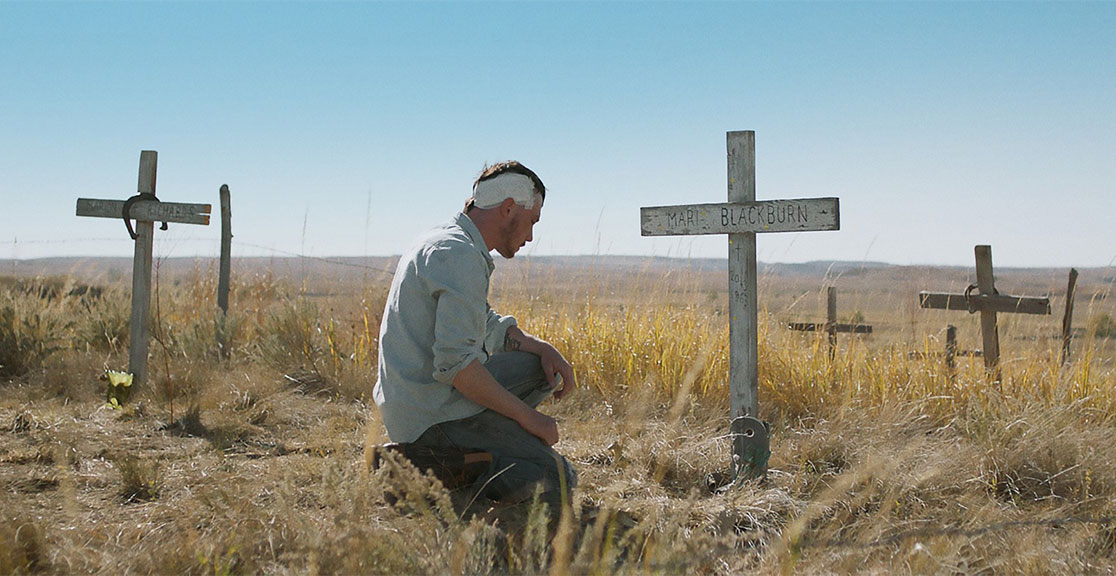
500, 197, 517, 215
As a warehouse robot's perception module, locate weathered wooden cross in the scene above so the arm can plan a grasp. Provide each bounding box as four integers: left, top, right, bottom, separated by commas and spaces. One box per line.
909, 325, 983, 379
641, 131, 841, 479
788, 286, 872, 359
76, 151, 211, 388
918, 244, 1050, 380
941, 324, 981, 373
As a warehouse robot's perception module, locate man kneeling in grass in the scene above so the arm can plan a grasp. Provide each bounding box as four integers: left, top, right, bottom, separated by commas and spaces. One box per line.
374, 161, 577, 513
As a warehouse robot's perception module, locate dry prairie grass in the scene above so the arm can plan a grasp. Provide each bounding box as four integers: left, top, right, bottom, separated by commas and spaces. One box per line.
2, 258, 1115, 574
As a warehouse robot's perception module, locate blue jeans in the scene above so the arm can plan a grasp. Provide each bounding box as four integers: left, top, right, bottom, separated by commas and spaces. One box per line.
411, 351, 577, 509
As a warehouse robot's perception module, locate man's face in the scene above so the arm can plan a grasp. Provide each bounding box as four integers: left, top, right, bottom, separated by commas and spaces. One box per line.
496, 199, 542, 259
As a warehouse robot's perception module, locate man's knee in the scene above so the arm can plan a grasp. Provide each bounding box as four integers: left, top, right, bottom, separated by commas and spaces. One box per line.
485, 350, 544, 379
484, 452, 577, 505
484, 351, 550, 401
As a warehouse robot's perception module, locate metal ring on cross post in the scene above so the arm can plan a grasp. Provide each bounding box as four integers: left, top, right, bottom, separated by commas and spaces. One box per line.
730, 415, 770, 480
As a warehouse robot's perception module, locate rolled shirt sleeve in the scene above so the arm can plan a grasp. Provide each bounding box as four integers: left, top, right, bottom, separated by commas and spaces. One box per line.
485, 308, 517, 359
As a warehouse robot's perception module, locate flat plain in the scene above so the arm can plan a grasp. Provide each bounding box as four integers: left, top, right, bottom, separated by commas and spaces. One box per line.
2, 255, 1115, 574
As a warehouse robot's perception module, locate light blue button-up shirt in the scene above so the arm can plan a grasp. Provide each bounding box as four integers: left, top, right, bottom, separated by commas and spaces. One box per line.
373, 212, 518, 443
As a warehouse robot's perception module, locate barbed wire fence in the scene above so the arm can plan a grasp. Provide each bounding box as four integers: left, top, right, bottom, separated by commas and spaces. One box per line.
2, 236, 399, 277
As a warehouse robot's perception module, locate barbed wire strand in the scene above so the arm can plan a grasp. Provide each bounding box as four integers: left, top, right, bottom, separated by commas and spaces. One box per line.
3, 237, 397, 275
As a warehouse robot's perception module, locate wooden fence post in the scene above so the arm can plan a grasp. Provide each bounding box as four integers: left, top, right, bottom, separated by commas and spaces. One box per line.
218, 184, 232, 314
1061, 268, 1078, 365
217, 184, 232, 358
826, 286, 838, 358
945, 324, 957, 377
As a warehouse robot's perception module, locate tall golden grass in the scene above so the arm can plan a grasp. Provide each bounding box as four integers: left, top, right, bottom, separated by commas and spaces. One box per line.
1, 259, 1115, 574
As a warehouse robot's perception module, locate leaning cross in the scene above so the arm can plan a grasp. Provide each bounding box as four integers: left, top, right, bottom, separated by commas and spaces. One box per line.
788, 286, 872, 359
641, 130, 841, 479
918, 244, 1050, 380
75, 151, 211, 388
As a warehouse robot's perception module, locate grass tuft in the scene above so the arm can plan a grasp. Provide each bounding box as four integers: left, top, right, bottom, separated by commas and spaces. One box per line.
0, 514, 48, 574
115, 455, 163, 503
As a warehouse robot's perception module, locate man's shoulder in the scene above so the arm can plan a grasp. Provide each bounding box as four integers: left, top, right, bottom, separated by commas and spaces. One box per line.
415, 219, 474, 253
406, 219, 482, 268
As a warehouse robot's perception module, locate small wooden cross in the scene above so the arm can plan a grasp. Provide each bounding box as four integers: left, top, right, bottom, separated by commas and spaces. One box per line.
918, 244, 1050, 379
910, 325, 983, 380
641, 130, 841, 479
75, 151, 211, 388
788, 286, 872, 358
941, 324, 984, 372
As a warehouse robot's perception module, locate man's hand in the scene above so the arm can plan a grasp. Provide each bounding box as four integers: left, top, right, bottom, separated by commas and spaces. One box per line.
517, 410, 559, 446
506, 326, 577, 401
451, 359, 561, 446
537, 343, 576, 401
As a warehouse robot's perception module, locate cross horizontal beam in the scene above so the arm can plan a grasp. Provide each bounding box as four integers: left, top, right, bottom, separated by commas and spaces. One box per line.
788, 322, 873, 334
641, 197, 839, 236
919, 292, 1050, 315
76, 198, 212, 226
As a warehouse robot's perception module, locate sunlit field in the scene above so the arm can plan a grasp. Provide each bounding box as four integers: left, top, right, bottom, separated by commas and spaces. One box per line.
2, 256, 1116, 574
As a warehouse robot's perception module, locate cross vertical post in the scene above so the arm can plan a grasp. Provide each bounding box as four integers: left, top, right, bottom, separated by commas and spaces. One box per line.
727, 131, 758, 421
974, 245, 1001, 379
129, 151, 158, 387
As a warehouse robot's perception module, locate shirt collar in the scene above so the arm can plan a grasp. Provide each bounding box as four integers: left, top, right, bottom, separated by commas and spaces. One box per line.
454, 212, 495, 274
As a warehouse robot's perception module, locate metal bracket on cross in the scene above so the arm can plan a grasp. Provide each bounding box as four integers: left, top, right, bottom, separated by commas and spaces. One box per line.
730, 416, 770, 478
640, 131, 842, 480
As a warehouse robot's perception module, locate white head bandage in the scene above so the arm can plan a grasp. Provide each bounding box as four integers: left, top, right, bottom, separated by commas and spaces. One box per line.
471, 172, 542, 210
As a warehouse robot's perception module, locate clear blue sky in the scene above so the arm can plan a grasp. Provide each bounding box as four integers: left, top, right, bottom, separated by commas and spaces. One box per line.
3, 2, 1114, 267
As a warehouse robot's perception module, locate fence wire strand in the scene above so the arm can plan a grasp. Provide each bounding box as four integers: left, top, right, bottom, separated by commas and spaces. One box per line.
3, 237, 398, 275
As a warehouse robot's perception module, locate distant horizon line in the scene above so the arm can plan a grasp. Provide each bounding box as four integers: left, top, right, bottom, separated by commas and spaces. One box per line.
2, 254, 1111, 272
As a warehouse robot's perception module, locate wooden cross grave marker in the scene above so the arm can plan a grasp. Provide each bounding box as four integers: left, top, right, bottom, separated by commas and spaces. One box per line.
909, 325, 983, 380
641, 130, 841, 479
918, 244, 1050, 380
788, 286, 872, 359
75, 151, 212, 388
